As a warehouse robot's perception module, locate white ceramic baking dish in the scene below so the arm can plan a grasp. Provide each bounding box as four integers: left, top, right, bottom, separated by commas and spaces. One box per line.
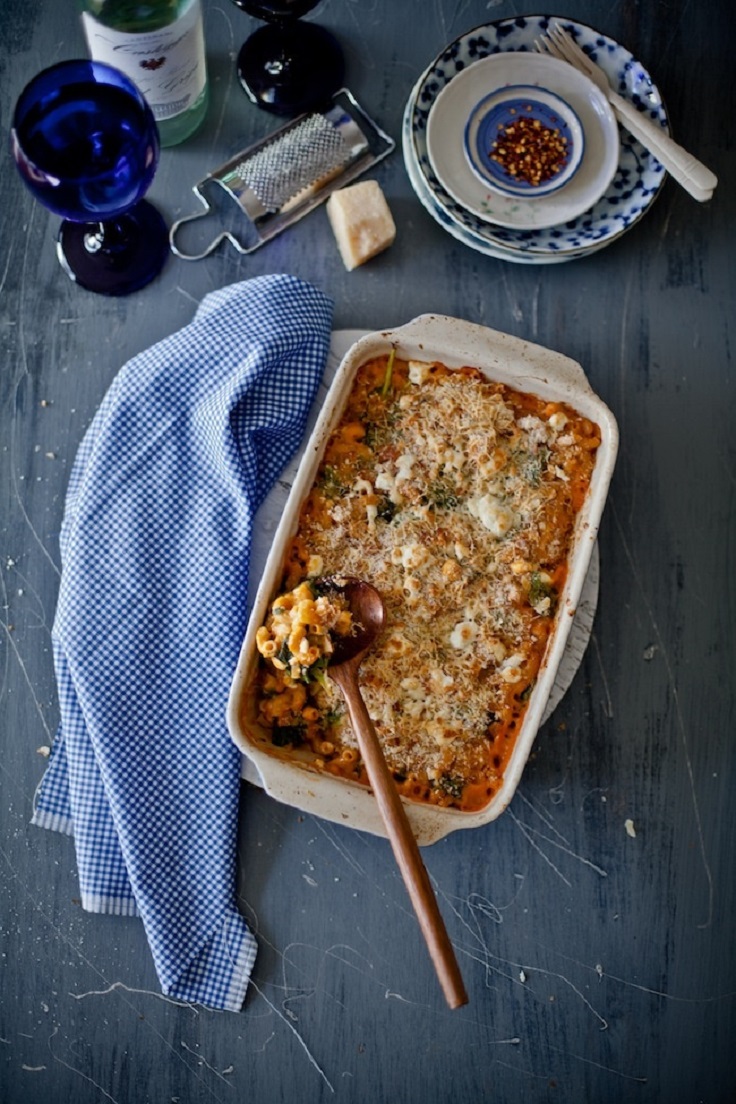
227, 315, 618, 845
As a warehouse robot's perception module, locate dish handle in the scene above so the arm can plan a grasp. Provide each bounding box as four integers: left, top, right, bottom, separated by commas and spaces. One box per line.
360, 314, 598, 399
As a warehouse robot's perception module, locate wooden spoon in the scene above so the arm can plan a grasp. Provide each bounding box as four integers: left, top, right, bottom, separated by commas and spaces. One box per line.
319, 576, 468, 1009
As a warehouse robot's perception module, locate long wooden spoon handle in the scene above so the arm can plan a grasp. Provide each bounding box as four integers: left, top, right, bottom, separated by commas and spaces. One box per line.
334, 668, 468, 1009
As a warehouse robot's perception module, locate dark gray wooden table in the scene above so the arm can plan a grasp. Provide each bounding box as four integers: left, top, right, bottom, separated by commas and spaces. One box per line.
2, 2, 734, 1101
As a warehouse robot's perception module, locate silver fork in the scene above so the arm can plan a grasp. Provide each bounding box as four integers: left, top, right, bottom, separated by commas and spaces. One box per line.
537, 22, 717, 202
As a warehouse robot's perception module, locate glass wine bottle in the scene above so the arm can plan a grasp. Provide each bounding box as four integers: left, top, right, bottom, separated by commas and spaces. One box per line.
79, 0, 209, 147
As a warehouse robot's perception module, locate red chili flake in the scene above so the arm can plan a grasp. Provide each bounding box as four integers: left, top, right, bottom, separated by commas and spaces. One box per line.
490, 115, 569, 186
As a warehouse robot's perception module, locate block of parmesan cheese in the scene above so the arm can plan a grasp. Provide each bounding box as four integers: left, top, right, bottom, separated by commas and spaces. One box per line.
326, 180, 396, 271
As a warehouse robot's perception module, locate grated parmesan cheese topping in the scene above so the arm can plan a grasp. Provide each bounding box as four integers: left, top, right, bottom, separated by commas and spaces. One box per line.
252, 356, 601, 812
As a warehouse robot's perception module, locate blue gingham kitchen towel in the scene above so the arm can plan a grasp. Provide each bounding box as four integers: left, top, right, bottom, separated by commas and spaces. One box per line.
32, 274, 334, 1011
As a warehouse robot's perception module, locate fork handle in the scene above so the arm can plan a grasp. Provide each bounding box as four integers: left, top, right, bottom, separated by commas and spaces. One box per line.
607, 88, 717, 201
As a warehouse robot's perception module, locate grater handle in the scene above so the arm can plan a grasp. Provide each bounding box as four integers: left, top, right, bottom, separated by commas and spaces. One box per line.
169, 186, 259, 260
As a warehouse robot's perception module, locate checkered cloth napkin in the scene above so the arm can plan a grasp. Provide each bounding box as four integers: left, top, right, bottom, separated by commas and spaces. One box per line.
32, 274, 334, 1011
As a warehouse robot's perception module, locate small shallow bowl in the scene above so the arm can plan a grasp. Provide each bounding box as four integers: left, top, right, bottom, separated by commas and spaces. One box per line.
464, 84, 584, 198
227, 315, 618, 845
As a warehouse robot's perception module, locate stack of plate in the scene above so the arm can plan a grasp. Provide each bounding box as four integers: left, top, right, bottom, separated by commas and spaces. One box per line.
403, 15, 669, 265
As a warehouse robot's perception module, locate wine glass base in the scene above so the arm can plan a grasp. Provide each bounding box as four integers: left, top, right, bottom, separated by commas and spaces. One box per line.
236, 22, 345, 115
56, 200, 169, 297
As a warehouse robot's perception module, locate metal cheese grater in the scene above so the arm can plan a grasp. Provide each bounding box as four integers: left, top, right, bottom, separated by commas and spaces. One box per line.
169, 89, 395, 261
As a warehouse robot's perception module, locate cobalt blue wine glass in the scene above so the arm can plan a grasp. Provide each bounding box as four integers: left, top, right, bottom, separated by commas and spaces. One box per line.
10, 59, 169, 296
229, 0, 344, 115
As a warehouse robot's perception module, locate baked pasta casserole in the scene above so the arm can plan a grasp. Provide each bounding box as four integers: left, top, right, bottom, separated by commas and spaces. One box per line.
252, 353, 601, 812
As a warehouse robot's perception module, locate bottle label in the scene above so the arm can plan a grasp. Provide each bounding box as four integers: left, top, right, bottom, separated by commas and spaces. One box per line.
82, 1, 206, 122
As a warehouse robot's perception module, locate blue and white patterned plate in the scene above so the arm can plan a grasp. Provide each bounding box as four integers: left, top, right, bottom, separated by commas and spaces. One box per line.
405, 14, 669, 260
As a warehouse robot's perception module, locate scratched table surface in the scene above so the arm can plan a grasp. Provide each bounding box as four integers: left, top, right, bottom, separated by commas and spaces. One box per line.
1, 1, 735, 1102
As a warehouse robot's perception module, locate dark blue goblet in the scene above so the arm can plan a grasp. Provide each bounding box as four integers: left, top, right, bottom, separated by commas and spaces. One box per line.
229, 0, 344, 115
11, 60, 169, 296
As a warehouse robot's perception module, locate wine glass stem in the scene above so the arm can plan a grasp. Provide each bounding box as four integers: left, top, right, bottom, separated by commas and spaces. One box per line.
57, 201, 169, 296
84, 223, 107, 255
83, 218, 132, 257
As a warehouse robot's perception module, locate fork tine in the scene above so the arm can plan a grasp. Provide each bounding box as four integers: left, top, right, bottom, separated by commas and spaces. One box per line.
534, 31, 557, 59
552, 23, 595, 71
534, 26, 573, 66
535, 24, 592, 77
547, 24, 580, 66
536, 37, 556, 60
